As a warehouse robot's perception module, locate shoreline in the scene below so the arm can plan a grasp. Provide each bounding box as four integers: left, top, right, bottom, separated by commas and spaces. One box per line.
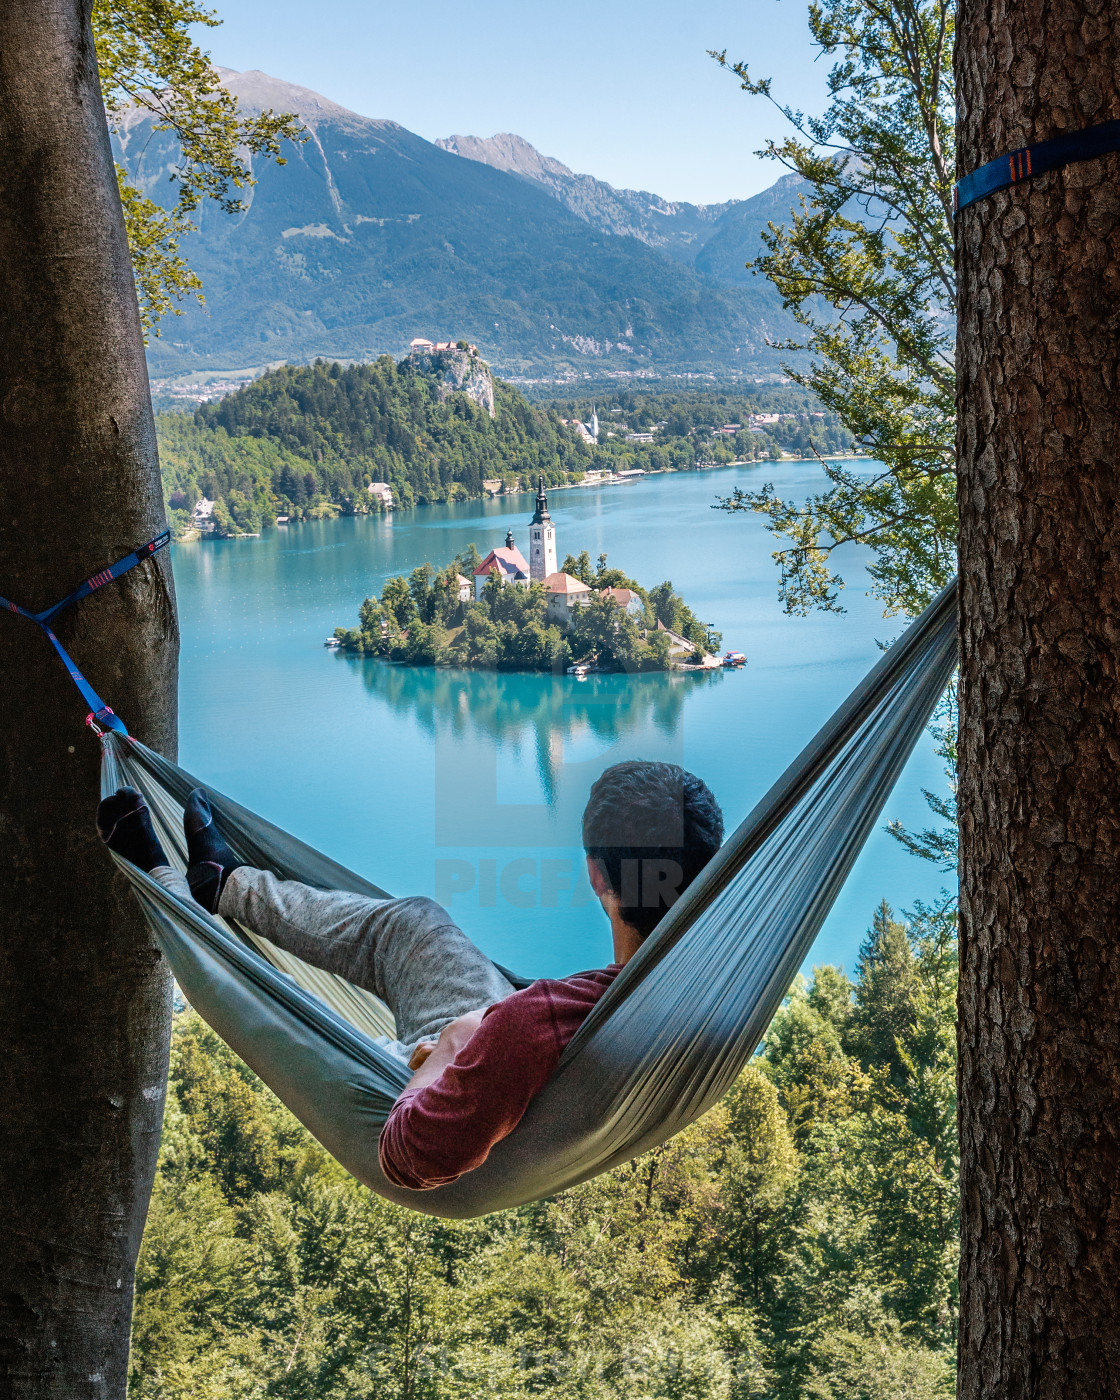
331, 650, 729, 680
175, 455, 872, 542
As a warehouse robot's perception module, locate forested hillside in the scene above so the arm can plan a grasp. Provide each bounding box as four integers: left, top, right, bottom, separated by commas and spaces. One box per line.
155, 358, 855, 537
129, 900, 957, 1399
157, 356, 591, 534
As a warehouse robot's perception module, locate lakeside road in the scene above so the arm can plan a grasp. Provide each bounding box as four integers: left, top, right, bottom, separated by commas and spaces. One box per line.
172, 458, 953, 978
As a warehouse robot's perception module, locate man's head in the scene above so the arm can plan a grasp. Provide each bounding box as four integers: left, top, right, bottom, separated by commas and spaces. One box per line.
582, 761, 724, 946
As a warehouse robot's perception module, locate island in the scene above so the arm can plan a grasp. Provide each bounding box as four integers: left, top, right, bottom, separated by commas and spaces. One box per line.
333, 479, 721, 673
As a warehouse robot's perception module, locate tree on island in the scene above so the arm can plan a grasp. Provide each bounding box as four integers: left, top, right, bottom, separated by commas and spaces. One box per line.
713, 0, 954, 618
560, 550, 595, 584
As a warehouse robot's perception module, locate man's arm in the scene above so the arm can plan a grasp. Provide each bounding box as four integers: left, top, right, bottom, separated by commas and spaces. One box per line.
378, 993, 561, 1191
404, 1009, 486, 1088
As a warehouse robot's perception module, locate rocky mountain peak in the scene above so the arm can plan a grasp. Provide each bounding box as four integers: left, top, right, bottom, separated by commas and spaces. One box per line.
214, 67, 400, 132
436, 133, 574, 183
434, 129, 740, 258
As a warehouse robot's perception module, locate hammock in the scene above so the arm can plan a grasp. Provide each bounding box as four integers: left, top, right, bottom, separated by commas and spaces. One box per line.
96, 577, 957, 1220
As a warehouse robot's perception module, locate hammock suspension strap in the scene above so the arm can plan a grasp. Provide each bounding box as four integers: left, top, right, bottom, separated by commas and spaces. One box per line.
954, 117, 1120, 215
1, 529, 170, 735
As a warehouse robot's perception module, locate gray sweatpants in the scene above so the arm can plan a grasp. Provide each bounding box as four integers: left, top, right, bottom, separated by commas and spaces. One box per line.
152, 865, 515, 1060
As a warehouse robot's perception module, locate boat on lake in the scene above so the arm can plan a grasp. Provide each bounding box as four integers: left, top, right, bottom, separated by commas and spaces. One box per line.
722, 650, 747, 668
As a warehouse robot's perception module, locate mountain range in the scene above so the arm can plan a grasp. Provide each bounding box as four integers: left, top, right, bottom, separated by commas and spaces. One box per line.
121, 70, 807, 380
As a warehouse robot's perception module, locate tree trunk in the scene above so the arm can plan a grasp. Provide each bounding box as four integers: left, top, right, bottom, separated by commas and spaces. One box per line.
0, 4, 178, 1397
956, 0, 1120, 1393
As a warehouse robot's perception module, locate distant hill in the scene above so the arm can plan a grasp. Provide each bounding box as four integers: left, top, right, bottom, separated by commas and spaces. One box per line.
118, 70, 808, 380
157, 352, 593, 534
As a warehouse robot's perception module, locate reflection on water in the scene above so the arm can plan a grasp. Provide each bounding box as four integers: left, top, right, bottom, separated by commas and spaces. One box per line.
345, 654, 719, 802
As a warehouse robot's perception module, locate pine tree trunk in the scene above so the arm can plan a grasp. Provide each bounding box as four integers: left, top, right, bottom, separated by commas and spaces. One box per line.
956, 0, 1120, 1393
0, 3, 178, 1396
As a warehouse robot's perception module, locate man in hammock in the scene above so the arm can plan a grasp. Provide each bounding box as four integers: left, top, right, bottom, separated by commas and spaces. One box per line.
97, 761, 723, 1191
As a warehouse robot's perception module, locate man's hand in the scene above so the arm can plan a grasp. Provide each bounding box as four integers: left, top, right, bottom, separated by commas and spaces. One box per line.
404, 1008, 487, 1091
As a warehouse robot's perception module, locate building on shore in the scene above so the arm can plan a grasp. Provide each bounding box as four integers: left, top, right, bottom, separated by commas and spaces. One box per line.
543, 571, 592, 624
191, 497, 216, 534
656, 619, 695, 657
367, 481, 394, 508
601, 586, 643, 618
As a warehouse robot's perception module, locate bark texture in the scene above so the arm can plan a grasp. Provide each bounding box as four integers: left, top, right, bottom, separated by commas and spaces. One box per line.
956, 0, 1120, 1395
0, 3, 178, 1397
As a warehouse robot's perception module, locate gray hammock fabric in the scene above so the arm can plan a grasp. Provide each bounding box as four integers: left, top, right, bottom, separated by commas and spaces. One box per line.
103, 578, 957, 1219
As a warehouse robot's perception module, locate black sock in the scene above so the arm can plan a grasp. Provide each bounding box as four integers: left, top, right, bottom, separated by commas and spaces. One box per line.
97, 787, 169, 873
184, 788, 243, 914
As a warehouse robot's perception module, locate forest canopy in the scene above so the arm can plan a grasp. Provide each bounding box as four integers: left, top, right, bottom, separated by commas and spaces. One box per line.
157, 356, 588, 535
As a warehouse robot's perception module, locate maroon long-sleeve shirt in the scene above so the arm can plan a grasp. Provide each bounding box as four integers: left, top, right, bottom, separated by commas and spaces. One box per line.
378, 965, 621, 1190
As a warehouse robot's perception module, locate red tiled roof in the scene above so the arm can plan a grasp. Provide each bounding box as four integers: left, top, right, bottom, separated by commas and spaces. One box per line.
474, 545, 530, 577
603, 587, 637, 607
543, 571, 591, 595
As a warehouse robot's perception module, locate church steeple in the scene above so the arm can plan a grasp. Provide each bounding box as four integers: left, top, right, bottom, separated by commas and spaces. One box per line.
530, 475, 551, 526
505, 528, 515, 549
527, 475, 557, 581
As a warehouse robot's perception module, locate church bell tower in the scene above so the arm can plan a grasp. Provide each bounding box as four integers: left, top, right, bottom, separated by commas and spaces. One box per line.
528, 476, 557, 581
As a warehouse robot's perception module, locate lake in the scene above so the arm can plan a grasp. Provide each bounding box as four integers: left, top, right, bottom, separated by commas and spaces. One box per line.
172, 460, 954, 980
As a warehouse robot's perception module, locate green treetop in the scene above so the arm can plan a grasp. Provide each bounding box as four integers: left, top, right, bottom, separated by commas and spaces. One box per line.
713, 0, 955, 617
93, 0, 302, 333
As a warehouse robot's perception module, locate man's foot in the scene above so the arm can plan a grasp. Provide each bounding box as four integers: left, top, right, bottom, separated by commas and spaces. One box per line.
184, 788, 243, 914
97, 787, 169, 872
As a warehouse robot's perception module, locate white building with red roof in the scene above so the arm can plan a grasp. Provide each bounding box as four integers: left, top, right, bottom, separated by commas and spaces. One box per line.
473, 529, 532, 599
601, 586, 643, 617
543, 570, 592, 624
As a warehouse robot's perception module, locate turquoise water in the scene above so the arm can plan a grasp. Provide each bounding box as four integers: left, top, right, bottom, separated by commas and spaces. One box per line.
173, 461, 953, 979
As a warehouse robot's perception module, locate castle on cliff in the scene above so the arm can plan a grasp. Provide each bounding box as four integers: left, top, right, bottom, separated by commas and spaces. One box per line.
409, 337, 478, 355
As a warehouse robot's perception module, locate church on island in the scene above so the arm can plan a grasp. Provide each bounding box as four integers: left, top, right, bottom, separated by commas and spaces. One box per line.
335, 474, 722, 669
472, 478, 594, 623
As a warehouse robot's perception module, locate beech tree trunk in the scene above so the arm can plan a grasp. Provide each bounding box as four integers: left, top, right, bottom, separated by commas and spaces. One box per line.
0, 4, 178, 1397
956, 0, 1120, 1394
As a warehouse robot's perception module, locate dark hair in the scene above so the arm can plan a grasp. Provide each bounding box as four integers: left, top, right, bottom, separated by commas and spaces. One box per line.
582, 761, 724, 939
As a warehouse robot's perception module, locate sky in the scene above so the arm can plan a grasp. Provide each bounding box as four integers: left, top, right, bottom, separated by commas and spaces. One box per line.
195, 0, 831, 205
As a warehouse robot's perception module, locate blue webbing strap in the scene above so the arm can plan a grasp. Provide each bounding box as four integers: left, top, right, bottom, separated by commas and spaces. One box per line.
1, 530, 171, 735
955, 117, 1120, 216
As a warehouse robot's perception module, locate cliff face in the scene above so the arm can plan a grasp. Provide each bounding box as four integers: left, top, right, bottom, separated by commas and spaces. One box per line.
409, 345, 495, 418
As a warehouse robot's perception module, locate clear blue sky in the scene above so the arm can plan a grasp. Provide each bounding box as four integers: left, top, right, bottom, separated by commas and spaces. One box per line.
197, 0, 830, 204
